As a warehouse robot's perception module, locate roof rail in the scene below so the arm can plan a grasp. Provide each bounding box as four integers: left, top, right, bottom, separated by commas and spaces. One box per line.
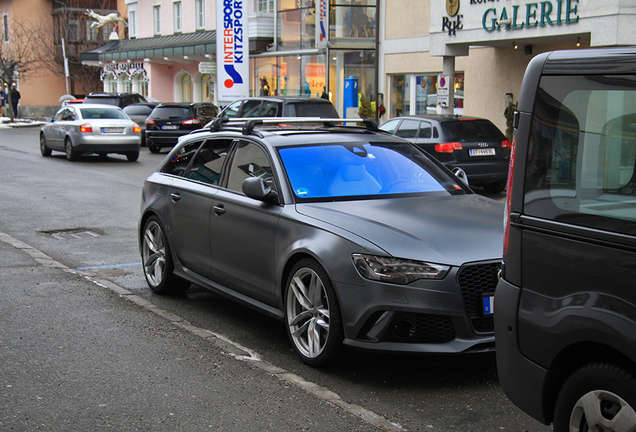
208, 117, 379, 135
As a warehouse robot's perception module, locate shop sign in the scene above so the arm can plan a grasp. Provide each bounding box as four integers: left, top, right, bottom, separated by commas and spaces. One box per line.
440, 0, 579, 36
482, 0, 579, 32
217, 0, 249, 101
199, 62, 216, 74
315, 0, 329, 48
105, 62, 144, 72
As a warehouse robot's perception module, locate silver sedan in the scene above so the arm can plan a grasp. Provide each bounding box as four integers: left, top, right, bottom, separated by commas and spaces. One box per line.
40, 103, 141, 162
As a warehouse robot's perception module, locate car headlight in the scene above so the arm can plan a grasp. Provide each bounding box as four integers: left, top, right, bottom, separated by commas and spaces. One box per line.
352, 254, 450, 285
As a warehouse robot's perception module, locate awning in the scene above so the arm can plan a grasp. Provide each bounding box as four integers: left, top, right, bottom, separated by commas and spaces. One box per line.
80, 30, 216, 64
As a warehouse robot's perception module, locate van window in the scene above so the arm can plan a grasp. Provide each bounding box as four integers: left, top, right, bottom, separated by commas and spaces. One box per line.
524, 75, 636, 234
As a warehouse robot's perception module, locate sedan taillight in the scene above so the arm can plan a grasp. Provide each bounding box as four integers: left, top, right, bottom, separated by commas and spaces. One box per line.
501, 139, 512, 149
80, 123, 92, 133
133, 123, 142, 133
434, 142, 462, 153
182, 118, 201, 126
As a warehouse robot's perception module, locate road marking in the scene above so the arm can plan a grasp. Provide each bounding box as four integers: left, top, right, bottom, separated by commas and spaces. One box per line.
0, 231, 404, 432
75, 262, 142, 270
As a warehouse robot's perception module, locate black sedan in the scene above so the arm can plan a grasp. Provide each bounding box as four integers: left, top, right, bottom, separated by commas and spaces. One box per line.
380, 114, 511, 193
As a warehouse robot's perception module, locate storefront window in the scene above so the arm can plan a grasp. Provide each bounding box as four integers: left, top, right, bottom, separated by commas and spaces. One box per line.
135, 73, 148, 98
276, 54, 326, 98
278, 0, 316, 50
201, 74, 214, 103
391, 73, 464, 117
390, 75, 408, 118
181, 74, 192, 102
329, 49, 375, 118
122, 76, 132, 94
330, 0, 376, 39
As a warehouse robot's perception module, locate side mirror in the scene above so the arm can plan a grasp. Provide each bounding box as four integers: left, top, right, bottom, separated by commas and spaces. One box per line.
242, 176, 279, 204
452, 167, 469, 185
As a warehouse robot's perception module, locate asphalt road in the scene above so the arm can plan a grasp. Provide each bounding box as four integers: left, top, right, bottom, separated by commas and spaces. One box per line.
0, 126, 550, 431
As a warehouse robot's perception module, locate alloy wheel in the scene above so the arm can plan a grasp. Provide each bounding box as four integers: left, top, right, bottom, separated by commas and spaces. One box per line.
142, 220, 166, 288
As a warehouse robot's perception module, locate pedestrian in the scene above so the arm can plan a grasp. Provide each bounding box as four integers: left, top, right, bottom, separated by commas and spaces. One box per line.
259, 77, 270, 96
10, 86, 20, 118
0, 87, 6, 117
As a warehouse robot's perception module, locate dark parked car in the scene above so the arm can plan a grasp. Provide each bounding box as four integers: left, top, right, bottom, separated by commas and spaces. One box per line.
379, 115, 511, 193
214, 96, 339, 122
145, 102, 218, 153
138, 118, 504, 367
496, 47, 636, 432
123, 102, 159, 145
40, 103, 141, 162
83, 92, 147, 108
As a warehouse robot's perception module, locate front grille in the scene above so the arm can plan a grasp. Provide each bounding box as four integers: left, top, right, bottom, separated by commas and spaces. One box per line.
457, 261, 501, 333
382, 312, 456, 344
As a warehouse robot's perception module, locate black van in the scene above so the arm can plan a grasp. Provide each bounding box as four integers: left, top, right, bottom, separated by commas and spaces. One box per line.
495, 47, 636, 432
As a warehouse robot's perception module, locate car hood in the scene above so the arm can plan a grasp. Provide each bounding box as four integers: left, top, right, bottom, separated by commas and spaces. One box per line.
295, 193, 504, 266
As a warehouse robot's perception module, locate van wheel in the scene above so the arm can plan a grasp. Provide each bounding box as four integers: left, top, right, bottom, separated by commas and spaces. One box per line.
482, 179, 507, 194
553, 363, 636, 432
285, 258, 343, 367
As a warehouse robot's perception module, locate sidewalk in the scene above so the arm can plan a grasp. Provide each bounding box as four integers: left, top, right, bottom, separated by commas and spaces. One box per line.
0, 234, 391, 432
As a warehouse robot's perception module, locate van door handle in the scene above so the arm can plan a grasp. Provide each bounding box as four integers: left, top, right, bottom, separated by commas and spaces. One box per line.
170, 192, 181, 202
213, 204, 226, 215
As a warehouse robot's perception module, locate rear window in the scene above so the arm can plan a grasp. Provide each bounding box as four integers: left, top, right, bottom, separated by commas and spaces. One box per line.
442, 119, 504, 140
152, 106, 193, 118
524, 74, 636, 235
124, 105, 155, 115
283, 102, 339, 118
80, 107, 127, 119
84, 96, 119, 106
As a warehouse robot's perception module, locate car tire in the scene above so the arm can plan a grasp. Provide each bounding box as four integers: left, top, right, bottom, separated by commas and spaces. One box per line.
141, 216, 190, 295
482, 178, 507, 194
40, 134, 51, 157
147, 141, 161, 154
65, 137, 78, 161
126, 151, 139, 162
285, 258, 343, 367
553, 363, 636, 432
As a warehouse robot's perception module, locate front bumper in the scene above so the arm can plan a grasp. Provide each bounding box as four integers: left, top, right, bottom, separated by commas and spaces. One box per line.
336, 260, 499, 354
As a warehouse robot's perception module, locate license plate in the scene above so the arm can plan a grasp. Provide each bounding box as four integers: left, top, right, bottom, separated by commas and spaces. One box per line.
483, 295, 494, 315
162, 125, 178, 130
102, 127, 124, 133
469, 148, 496, 156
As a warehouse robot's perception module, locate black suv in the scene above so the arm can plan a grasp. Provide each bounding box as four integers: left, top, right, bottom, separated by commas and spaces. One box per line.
145, 102, 218, 153
379, 115, 511, 193
496, 47, 636, 432
215, 96, 339, 121
83, 92, 147, 108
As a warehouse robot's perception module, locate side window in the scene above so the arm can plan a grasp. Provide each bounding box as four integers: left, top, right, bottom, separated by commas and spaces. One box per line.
161, 139, 204, 176
395, 119, 419, 138
525, 74, 636, 234
54, 110, 65, 122
221, 101, 242, 118
197, 105, 217, 118
226, 141, 276, 194
185, 138, 232, 185
241, 100, 262, 117
418, 120, 432, 138
379, 119, 400, 134
261, 101, 279, 117
62, 108, 75, 121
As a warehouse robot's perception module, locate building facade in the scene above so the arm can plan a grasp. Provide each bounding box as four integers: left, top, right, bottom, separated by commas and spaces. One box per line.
380, 0, 636, 131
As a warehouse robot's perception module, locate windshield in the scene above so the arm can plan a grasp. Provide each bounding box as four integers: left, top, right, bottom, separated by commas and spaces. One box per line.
79, 108, 128, 119
278, 142, 467, 201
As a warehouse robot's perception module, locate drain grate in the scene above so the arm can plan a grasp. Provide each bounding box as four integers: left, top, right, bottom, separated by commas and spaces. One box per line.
43, 229, 102, 240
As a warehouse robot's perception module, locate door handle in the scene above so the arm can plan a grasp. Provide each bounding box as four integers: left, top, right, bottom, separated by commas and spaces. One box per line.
213, 204, 226, 215
170, 192, 181, 202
